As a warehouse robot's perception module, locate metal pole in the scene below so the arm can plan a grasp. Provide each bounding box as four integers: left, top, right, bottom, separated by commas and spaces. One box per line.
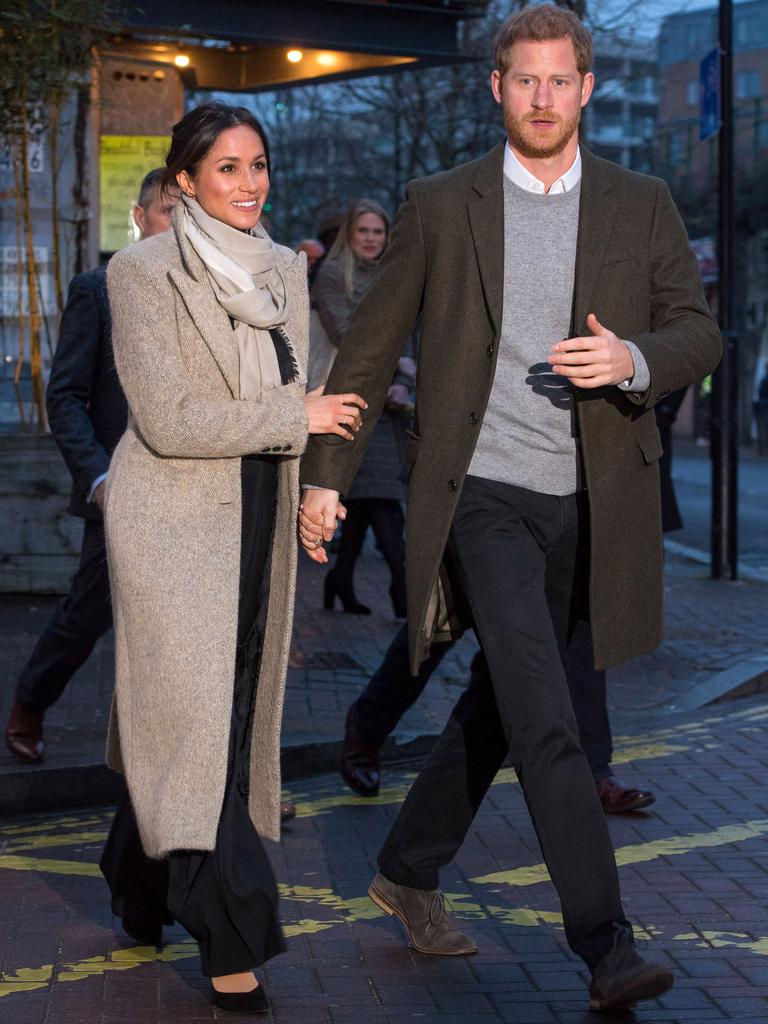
710, 0, 738, 580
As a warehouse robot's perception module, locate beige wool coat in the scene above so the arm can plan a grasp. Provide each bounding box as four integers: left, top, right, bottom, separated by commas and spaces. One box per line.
104, 205, 309, 859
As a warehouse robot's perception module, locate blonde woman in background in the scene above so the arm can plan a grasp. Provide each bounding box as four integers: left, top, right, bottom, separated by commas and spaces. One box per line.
310, 199, 415, 617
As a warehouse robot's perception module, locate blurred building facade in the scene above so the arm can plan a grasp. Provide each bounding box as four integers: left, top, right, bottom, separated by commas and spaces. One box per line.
657, 0, 768, 186
584, 35, 658, 174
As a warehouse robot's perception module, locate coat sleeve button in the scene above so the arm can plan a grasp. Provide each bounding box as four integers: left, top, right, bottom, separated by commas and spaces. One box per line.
448, 479, 457, 492
468, 412, 479, 425
284, 445, 292, 451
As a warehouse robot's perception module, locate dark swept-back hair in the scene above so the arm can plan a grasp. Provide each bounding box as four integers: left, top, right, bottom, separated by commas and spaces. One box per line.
162, 101, 271, 191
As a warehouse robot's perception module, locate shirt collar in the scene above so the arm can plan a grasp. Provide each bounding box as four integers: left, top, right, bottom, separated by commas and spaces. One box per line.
503, 143, 582, 195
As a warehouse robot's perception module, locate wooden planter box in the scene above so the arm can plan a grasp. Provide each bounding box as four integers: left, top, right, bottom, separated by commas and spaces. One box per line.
0, 433, 81, 593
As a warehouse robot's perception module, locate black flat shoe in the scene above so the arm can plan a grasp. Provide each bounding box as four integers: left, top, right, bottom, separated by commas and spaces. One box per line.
122, 916, 163, 946
211, 984, 269, 1014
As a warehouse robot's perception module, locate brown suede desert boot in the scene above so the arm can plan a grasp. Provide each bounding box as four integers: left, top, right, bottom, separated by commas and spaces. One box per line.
368, 873, 477, 955
5, 701, 44, 763
589, 945, 673, 1010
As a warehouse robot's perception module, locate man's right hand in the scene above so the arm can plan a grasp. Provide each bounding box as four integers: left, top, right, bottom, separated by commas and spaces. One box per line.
299, 488, 343, 564
302, 387, 367, 439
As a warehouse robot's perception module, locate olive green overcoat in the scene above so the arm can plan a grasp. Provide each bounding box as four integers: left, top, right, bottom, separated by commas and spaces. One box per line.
105, 207, 309, 858
300, 144, 722, 673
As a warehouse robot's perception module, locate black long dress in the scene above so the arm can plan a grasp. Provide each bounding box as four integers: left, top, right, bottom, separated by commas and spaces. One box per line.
101, 324, 300, 977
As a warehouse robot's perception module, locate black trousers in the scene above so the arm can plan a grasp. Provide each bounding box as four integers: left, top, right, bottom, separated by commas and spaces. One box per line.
334, 498, 406, 609
378, 476, 632, 968
16, 518, 113, 714
101, 456, 286, 977
352, 618, 613, 780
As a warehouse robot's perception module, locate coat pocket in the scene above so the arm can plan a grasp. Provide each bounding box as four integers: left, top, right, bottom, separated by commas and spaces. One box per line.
635, 421, 663, 464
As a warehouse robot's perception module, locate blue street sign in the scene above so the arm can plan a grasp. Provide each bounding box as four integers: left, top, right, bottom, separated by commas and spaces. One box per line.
700, 46, 720, 142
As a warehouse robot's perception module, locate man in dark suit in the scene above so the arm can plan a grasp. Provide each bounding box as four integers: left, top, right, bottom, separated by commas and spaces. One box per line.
5, 169, 176, 763
299, 6, 721, 1011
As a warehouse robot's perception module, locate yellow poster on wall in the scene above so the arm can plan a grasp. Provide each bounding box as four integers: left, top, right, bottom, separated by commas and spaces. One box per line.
99, 135, 170, 253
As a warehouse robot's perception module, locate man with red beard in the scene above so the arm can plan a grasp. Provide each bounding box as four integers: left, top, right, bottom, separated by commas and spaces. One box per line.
298, 5, 721, 1011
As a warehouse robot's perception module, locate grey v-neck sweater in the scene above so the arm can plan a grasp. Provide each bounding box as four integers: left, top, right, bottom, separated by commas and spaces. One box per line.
468, 174, 581, 495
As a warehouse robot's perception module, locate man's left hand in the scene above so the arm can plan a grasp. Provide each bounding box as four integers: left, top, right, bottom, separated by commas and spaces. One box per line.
548, 313, 634, 389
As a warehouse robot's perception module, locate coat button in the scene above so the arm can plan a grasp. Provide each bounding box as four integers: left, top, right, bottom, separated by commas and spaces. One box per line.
448, 479, 457, 492
486, 343, 494, 358
468, 412, 478, 425
260, 447, 270, 453
283, 445, 292, 451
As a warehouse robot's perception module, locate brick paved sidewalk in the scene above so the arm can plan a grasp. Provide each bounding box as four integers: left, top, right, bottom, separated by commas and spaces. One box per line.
2, 695, 768, 1023
2, 547, 768, 813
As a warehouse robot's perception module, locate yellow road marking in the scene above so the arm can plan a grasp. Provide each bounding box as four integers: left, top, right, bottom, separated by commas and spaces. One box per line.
6, 832, 108, 853
292, 781, 415, 818
0, 943, 199, 998
473, 818, 768, 887
674, 930, 768, 957
0, 855, 101, 877
289, 741, 688, 818
0, 815, 109, 838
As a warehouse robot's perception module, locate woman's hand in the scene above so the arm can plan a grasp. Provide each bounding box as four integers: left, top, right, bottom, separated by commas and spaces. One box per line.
299, 488, 345, 563
303, 387, 367, 439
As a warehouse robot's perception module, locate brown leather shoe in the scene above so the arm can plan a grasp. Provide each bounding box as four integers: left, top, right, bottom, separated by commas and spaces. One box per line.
340, 706, 380, 798
280, 801, 296, 824
596, 775, 655, 814
589, 944, 673, 1010
5, 702, 44, 763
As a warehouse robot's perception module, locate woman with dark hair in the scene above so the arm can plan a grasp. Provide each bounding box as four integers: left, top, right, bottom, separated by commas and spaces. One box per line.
99, 101, 365, 1013
310, 199, 413, 617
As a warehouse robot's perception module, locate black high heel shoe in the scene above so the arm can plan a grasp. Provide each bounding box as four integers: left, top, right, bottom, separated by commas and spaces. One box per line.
323, 571, 371, 615
211, 983, 269, 1014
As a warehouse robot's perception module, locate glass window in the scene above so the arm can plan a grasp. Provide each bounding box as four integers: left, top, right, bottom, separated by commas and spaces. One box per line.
687, 80, 699, 106
736, 71, 761, 100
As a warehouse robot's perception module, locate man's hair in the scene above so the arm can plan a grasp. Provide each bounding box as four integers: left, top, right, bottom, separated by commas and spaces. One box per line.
137, 167, 167, 209
493, 5, 593, 77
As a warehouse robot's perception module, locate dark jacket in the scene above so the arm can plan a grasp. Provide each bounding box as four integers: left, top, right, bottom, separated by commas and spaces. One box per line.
301, 143, 723, 672
46, 265, 128, 519
313, 253, 410, 503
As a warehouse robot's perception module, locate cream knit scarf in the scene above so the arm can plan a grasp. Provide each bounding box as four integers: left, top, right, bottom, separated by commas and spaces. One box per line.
181, 194, 297, 398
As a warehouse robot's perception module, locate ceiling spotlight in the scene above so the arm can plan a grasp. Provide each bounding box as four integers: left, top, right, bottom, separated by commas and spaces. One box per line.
174, 54, 190, 68
286, 49, 303, 63
316, 52, 336, 67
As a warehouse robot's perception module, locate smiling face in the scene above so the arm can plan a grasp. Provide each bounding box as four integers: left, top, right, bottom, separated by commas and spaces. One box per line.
176, 124, 269, 230
350, 212, 387, 262
491, 37, 594, 161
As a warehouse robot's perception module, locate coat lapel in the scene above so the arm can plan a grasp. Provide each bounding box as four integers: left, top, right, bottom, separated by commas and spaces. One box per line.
571, 145, 618, 336
169, 267, 241, 397
467, 143, 505, 335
